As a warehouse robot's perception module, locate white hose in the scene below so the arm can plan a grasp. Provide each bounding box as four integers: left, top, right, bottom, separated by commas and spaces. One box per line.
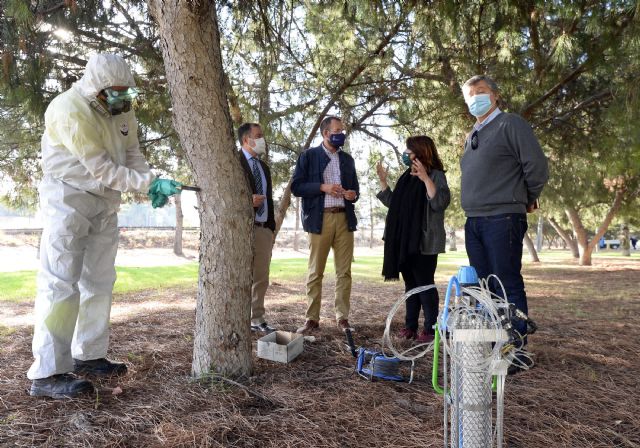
382, 284, 438, 361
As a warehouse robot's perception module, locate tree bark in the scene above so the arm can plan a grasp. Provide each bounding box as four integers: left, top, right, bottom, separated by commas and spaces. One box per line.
523, 232, 540, 262
293, 197, 300, 252
274, 178, 292, 236
173, 193, 184, 256
148, 0, 254, 378
565, 189, 625, 266
535, 215, 544, 253
447, 227, 457, 251
369, 191, 374, 249
548, 217, 579, 258
621, 223, 631, 256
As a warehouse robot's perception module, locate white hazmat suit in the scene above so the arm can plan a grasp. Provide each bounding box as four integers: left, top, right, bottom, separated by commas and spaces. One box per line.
28, 54, 155, 380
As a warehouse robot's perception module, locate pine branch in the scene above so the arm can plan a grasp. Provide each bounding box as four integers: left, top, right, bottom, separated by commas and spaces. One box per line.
73, 28, 160, 62
533, 89, 613, 129
37, 1, 67, 15
350, 95, 392, 130
112, 0, 147, 43
351, 125, 400, 161
302, 15, 407, 149
521, 8, 636, 118
44, 49, 87, 67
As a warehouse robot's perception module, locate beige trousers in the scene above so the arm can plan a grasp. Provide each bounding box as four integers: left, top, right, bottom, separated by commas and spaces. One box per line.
305, 212, 354, 322
251, 226, 273, 326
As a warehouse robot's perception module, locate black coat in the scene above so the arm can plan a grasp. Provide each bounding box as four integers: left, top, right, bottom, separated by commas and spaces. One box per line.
239, 150, 276, 232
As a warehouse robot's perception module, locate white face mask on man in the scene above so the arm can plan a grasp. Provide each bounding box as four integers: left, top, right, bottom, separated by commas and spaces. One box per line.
251, 137, 267, 155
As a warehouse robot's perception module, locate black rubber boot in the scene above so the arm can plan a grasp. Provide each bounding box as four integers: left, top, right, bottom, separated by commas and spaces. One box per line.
30, 374, 94, 399
74, 358, 128, 377
507, 354, 534, 375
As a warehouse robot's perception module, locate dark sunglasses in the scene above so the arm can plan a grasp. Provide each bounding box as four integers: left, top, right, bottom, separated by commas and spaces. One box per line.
470, 130, 479, 150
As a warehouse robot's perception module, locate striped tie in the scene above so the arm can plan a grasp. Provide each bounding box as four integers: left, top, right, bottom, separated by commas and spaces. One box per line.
251, 158, 265, 216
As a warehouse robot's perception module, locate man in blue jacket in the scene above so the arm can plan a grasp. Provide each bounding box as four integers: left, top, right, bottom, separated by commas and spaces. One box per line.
292, 116, 359, 334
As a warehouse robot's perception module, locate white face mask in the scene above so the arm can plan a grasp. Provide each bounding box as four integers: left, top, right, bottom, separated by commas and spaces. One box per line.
251, 137, 266, 154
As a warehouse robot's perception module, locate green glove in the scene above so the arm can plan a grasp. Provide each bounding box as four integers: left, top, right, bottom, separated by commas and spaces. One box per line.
149, 178, 182, 196
149, 191, 169, 209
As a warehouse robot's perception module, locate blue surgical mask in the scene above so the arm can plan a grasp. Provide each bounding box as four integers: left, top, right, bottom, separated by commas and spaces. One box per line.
329, 133, 346, 147
465, 93, 493, 117
402, 152, 412, 167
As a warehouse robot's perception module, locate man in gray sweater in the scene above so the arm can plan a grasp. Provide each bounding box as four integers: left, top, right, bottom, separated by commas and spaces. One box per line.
460, 75, 548, 374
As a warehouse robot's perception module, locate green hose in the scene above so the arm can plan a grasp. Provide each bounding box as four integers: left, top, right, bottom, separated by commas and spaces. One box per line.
432, 324, 445, 395
431, 323, 498, 394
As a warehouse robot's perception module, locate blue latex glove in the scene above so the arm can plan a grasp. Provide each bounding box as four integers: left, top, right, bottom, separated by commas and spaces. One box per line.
149, 178, 182, 196
149, 192, 169, 209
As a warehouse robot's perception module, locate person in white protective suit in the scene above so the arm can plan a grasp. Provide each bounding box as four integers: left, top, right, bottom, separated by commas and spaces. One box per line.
28, 53, 182, 399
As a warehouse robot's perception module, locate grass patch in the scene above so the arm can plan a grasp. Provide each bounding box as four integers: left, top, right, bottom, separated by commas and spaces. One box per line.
270, 251, 470, 283
0, 271, 35, 303
2, 249, 635, 304
114, 265, 199, 294
1, 253, 471, 303
0, 251, 517, 303
0, 264, 199, 304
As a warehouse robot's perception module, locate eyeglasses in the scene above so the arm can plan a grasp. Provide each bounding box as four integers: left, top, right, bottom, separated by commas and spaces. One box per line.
470, 130, 479, 150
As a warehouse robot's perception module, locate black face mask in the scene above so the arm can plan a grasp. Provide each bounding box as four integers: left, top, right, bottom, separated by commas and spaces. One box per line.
108, 100, 132, 115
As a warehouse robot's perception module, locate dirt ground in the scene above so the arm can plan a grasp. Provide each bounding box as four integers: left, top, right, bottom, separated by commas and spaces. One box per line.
1, 256, 639, 447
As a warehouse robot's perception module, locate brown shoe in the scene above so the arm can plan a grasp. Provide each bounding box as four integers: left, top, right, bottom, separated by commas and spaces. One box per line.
296, 320, 319, 334
337, 319, 353, 332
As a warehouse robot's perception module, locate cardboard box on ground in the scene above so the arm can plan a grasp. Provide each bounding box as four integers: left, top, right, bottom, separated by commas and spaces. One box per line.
257, 331, 304, 363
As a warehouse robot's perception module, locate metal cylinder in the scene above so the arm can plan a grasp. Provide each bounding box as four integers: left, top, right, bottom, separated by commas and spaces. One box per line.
450, 314, 492, 448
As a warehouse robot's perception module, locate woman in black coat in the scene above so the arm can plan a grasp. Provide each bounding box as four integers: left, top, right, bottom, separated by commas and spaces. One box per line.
376, 135, 450, 342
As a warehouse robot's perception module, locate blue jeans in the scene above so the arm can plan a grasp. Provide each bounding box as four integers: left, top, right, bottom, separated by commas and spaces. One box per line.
465, 213, 529, 341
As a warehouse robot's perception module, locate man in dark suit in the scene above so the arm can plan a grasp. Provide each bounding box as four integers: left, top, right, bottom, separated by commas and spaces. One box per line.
238, 123, 276, 333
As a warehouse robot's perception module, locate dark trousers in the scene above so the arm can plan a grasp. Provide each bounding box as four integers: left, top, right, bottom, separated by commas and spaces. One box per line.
465, 213, 529, 339
400, 254, 439, 334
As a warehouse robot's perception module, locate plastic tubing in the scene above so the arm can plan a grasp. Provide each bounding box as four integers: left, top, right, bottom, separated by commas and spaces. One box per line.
440, 275, 460, 331
382, 284, 438, 361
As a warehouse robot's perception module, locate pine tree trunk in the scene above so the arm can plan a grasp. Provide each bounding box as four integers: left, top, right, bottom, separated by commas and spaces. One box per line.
369, 191, 374, 249
148, 0, 254, 378
535, 215, 544, 253
447, 227, 457, 251
621, 223, 631, 256
173, 193, 184, 256
293, 197, 300, 252
523, 233, 540, 262
548, 217, 579, 258
274, 178, 292, 236
565, 190, 625, 266
565, 207, 594, 266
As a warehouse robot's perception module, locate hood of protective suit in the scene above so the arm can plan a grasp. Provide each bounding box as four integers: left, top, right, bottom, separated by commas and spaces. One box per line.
74, 54, 136, 99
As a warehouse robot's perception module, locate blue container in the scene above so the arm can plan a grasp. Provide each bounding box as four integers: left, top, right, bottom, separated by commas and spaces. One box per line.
457, 266, 479, 287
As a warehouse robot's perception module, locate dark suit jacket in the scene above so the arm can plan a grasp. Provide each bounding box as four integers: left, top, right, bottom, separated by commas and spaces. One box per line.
239, 149, 276, 231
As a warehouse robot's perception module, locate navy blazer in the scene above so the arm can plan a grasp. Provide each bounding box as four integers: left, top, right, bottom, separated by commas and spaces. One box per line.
291, 145, 359, 234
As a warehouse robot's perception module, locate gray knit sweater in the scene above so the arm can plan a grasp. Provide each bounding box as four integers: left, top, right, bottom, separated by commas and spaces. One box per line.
460, 112, 548, 217
377, 169, 450, 255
